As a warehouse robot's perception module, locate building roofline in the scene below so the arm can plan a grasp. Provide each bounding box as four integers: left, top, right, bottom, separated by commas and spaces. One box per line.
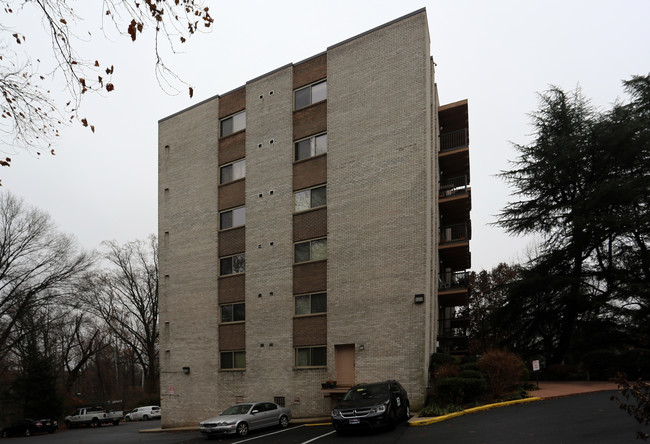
327, 8, 426, 51
439, 99, 468, 111
159, 8, 428, 123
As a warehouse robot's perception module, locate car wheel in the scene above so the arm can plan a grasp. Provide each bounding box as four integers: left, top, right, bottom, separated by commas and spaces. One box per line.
236, 422, 248, 437
113, 420, 120, 426
125, 416, 131, 422
92, 418, 101, 428
279, 415, 289, 428
25, 429, 31, 437
388, 408, 397, 430
143, 415, 149, 421
64, 420, 71, 427
2, 431, 8, 438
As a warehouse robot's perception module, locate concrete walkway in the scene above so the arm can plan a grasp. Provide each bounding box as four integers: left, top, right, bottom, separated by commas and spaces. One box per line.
528, 380, 619, 399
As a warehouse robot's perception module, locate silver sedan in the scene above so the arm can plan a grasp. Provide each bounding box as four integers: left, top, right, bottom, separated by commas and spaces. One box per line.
199, 402, 291, 437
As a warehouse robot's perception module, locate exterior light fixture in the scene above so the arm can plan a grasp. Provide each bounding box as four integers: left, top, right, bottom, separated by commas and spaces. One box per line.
414, 294, 425, 304
182, 367, 190, 375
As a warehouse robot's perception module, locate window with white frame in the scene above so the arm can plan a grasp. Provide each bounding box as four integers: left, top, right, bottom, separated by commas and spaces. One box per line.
220, 351, 246, 370
294, 238, 327, 263
295, 293, 326, 316
294, 80, 327, 110
295, 133, 327, 161
220, 206, 246, 230
220, 159, 246, 184
220, 111, 246, 137
294, 185, 326, 212
220, 253, 245, 276
221, 302, 245, 323
295, 346, 326, 367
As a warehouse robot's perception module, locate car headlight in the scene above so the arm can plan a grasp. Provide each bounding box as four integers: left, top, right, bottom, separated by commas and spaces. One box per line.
371, 404, 386, 414
331, 409, 340, 418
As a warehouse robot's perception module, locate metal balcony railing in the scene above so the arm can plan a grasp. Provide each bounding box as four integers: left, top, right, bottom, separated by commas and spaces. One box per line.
440, 129, 468, 152
438, 270, 469, 290
440, 223, 469, 244
439, 175, 469, 198
438, 327, 468, 338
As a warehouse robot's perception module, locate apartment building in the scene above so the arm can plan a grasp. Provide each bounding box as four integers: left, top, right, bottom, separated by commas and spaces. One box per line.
158, 8, 471, 426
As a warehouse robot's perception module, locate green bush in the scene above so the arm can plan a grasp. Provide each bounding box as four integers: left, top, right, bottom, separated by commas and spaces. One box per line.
459, 362, 480, 372
581, 350, 619, 380
620, 349, 650, 380
434, 377, 487, 405
459, 369, 484, 379
460, 355, 478, 364
419, 403, 463, 417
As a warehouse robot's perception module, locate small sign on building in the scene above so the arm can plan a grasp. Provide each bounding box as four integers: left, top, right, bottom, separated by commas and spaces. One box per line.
169, 386, 175, 395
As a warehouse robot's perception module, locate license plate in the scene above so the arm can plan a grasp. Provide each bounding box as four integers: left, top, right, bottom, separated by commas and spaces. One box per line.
349, 419, 360, 425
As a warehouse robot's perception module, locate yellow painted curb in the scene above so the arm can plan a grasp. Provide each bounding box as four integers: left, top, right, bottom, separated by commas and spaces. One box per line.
409, 397, 543, 426
305, 422, 332, 426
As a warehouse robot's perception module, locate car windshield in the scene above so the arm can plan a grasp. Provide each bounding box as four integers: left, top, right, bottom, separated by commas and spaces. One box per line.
343, 384, 388, 401
221, 404, 252, 415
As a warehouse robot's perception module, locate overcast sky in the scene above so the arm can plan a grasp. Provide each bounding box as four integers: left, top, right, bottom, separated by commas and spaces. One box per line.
2, 0, 649, 271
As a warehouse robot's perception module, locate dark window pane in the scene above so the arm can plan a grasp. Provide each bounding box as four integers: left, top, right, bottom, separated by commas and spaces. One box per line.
221, 305, 233, 323
220, 164, 233, 183
220, 352, 233, 369
233, 303, 245, 321
294, 242, 310, 263
311, 186, 326, 208
220, 257, 233, 275
295, 87, 311, 109
311, 347, 327, 366
295, 139, 311, 161
220, 211, 233, 229
311, 293, 327, 313
221, 117, 233, 137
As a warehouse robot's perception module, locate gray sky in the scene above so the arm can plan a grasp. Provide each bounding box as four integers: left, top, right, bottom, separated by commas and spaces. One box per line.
2, 0, 649, 271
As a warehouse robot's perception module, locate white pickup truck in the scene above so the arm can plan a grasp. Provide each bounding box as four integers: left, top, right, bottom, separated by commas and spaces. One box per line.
64, 406, 123, 427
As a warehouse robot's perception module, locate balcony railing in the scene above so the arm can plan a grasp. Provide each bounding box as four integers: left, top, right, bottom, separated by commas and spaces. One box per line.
440, 129, 468, 152
438, 327, 468, 338
439, 175, 468, 198
440, 223, 470, 244
438, 270, 469, 290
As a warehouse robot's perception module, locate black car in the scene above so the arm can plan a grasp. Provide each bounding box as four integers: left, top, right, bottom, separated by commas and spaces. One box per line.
1, 418, 58, 437
331, 380, 410, 433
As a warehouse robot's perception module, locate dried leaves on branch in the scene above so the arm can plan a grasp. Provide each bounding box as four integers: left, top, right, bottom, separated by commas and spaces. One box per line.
0, 0, 212, 165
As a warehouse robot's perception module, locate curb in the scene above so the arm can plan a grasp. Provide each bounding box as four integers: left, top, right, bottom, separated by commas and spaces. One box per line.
408, 397, 543, 426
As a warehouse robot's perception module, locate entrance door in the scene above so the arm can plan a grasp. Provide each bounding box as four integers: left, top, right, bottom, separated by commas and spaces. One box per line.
335, 344, 355, 387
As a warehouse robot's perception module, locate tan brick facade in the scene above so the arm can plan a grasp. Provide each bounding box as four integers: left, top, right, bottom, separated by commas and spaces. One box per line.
158, 8, 469, 427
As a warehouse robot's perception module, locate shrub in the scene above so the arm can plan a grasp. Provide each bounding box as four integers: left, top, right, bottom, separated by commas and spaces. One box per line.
435, 362, 460, 379
429, 353, 459, 380
581, 350, 619, 380
419, 403, 463, 417
478, 349, 524, 399
434, 377, 487, 405
620, 349, 650, 380
459, 362, 480, 372
459, 369, 484, 379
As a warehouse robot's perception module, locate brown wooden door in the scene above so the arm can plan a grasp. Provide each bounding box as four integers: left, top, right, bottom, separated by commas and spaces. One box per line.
335, 344, 355, 387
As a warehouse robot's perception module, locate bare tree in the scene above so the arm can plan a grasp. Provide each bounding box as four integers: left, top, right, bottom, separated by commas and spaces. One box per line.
83, 236, 158, 394
0, 1, 212, 169
0, 191, 94, 371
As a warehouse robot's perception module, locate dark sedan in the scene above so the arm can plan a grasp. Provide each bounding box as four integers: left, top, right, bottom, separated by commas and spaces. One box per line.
1, 418, 58, 437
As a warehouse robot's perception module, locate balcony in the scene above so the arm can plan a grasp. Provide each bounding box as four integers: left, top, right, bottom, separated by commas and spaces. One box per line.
439, 270, 469, 291
439, 175, 468, 199
440, 223, 470, 244
440, 129, 468, 152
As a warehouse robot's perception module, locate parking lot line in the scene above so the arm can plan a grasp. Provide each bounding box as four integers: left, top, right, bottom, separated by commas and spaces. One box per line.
300, 430, 336, 443
232, 425, 305, 443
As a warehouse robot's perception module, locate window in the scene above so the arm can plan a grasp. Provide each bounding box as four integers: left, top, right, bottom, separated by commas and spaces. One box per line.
220, 159, 245, 184
220, 111, 246, 137
295, 346, 326, 367
294, 80, 327, 110
295, 133, 327, 161
221, 303, 245, 323
294, 186, 326, 212
295, 293, 327, 315
294, 238, 327, 263
220, 351, 246, 370
220, 206, 246, 230
220, 253, 245, 276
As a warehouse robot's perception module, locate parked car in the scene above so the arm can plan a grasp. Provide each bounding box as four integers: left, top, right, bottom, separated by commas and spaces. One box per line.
124, 405, 161, 421
199, 402, 291, 437
331, 380, 410, 434
64, 406, 123, 427
1, 418, 58, 437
